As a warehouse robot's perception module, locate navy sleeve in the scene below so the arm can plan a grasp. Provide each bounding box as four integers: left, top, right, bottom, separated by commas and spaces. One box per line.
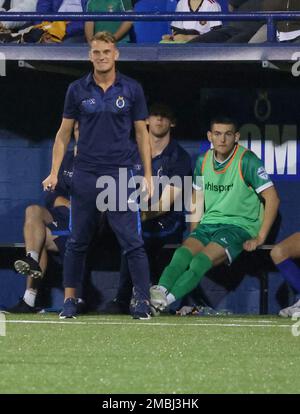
132, 82, 148, 121
168, 149, 192, 181
63, 84, 79, 120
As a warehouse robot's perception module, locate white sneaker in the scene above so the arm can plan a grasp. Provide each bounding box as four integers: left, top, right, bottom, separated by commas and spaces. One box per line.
150, 285, 168, 312
279, 299, 300, 317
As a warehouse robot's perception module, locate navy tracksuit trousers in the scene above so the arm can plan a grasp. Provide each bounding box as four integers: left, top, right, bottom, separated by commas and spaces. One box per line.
63, 168, 150, 302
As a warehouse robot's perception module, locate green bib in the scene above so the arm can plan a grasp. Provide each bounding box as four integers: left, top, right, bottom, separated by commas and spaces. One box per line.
200, 145, 263, 238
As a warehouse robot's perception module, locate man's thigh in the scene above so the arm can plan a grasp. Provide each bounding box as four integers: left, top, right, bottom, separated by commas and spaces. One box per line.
189, 223, 250, 264
210, 224, 251, 264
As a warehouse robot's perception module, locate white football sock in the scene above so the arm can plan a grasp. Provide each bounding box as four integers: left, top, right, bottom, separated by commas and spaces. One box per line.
23, 289, 37, 307
26, 251, 39, 263
166, 293, 176, 306
159, 285, 168, 295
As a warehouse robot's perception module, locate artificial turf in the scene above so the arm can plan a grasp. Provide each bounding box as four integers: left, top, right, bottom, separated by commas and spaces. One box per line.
0, 314, 299, 394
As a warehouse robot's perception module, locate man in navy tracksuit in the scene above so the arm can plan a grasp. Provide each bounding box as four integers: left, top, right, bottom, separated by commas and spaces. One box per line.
43, 31, 152, 319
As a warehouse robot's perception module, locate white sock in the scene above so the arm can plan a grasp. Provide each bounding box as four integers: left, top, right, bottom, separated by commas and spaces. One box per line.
26, 251, 39, 262
159, 285, 168, 295
23, 289, 37, 307
166, 293, 176, 306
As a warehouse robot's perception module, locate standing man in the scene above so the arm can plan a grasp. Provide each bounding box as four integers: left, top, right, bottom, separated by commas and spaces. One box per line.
150, 115, 280, 312
43, 31, 152, 319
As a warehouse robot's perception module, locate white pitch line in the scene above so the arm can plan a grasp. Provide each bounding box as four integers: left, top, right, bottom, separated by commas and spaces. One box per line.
4, 320, 292, 328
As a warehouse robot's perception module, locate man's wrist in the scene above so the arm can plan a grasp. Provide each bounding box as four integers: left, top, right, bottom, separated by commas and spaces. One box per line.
257, 233, 266, 244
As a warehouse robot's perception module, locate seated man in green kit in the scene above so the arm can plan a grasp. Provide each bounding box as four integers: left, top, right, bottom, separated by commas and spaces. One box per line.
150, 115, 280, 312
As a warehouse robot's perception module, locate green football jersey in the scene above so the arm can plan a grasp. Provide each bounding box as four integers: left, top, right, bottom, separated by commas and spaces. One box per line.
87, 0, 132, 42
192, 145, 274, 237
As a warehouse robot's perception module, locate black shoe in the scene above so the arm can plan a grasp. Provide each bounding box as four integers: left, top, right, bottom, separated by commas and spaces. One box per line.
100, 299, 129, 315
14, 254, 42, 278
132, 300, 151, 320
59, 297, 77, 319
8, 298, 36, 314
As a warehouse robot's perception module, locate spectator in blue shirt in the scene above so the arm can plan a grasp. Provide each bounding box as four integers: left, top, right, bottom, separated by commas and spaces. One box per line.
42, 31, 153, 320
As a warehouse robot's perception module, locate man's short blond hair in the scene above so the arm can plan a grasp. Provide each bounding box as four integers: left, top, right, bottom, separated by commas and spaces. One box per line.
90, 31, 116, 45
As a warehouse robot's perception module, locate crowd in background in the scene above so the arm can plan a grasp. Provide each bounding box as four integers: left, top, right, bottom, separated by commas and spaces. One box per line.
0, 0, 300, 44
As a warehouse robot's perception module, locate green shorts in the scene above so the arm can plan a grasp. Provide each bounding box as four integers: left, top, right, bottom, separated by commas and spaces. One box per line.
189, 223, 252, 264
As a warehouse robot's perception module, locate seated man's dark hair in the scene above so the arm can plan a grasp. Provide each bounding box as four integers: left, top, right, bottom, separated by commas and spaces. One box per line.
210, 115, 239, 132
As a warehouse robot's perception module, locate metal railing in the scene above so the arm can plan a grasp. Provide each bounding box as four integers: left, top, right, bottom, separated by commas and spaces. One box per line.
0, 12, 300, 42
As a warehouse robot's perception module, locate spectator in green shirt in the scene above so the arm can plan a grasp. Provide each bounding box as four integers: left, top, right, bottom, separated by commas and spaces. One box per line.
85, 0, 133, 43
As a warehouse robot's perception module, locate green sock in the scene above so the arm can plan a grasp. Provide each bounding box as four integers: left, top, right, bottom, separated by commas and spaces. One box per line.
169, 252, 213, 300
159, 246, 193, 291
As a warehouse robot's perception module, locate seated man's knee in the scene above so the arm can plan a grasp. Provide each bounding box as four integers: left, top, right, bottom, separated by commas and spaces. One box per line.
189, 254, 204, 277
270, 244, 286, 264
189, 252, 213, 278
25, 204, 43, 219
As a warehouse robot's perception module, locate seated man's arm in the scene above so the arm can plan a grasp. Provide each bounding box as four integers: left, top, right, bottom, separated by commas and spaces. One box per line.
142, 148, 192, 221
141, 184, 182, 221
188, 188, 204, 232
243, 186, 280, 251
242, 151, 280, 251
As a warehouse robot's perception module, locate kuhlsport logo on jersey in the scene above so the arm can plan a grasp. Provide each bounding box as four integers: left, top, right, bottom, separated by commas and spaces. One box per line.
205, 181, 234, 193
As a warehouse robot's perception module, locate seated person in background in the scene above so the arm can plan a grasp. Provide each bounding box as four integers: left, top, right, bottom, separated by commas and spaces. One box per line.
36, 0, 89, 42
162, 0, 222, 43
85, 0, 133, 44
189, 0, 265, 43
104, 103, 192, 314
249, 0, 300, 44
0, 0, 37, 31
270, 233, 300, 317
150, 115, 280, 314
8, 125, 78, 313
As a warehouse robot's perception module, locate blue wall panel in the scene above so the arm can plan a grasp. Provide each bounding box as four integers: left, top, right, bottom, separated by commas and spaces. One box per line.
0, 270, 26, 310
0, 131, 53, 243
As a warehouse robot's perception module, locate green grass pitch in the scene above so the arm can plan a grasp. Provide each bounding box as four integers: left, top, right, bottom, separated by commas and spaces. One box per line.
0, 313, 299, 394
